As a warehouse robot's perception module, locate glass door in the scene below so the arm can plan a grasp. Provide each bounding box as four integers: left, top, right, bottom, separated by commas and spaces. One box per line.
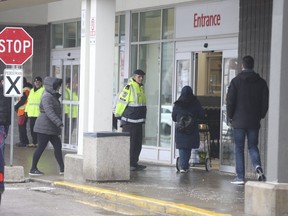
51, 59, 80, 150
219, 50, 238, 172
62, 59, 80, 150
173, 52, 194, 160
175, 52, 194, 97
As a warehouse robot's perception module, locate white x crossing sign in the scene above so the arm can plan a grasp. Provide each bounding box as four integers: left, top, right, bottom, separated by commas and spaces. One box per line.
4, 68, 23, 97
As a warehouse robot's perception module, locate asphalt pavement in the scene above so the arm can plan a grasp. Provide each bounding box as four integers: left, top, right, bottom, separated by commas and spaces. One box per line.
3, 144, 249, 216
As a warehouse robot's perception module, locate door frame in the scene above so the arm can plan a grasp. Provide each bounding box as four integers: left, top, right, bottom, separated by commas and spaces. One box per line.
219, 49, 238, 173
51, 57, 80, 151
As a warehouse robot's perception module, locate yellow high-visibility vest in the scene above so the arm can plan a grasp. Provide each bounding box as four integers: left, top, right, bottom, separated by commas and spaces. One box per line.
115, 78, 146, 123
25, 86, 44, 117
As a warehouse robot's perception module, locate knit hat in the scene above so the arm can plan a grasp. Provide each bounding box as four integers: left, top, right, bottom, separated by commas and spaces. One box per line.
133, 69, 145, 76
34, 76, 42, 82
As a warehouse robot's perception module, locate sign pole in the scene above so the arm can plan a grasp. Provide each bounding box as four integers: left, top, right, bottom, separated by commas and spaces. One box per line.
10, 95, 14, 166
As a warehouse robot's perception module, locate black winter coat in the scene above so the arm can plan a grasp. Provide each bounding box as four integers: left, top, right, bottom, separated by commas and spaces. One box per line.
34, 77, 63, 135
0, 85, 11, 126
172, 92, 205, 149
226, 70, 269, 129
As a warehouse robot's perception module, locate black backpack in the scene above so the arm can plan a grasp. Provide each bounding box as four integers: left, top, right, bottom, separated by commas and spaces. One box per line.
176, 112, 197, 134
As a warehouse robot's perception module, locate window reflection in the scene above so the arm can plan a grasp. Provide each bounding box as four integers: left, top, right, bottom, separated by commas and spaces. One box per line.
160, 42, 174, 147
140, 10, 161, 41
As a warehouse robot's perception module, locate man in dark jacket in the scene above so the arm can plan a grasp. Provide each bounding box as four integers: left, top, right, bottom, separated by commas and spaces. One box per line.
226, 55, 269, 185
0, 74, 11, 157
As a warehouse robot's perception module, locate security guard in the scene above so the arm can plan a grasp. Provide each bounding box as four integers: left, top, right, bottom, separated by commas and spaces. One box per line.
25, 77, 44, 147
115, 69, 147, 171
15, 77, 33, 147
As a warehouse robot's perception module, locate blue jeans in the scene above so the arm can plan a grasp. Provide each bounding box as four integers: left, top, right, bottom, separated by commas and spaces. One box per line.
179, 148, 192, 170
233, 128, 262, 180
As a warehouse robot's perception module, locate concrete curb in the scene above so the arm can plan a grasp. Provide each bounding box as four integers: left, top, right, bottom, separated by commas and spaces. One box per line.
53, 181, 231, 216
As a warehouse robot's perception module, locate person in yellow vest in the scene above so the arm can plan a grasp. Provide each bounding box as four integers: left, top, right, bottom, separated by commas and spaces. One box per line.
70, 80, 79, 135
64, 78, 71, 143
114, 69, 147, 171
25, 77, 44, 148
15, 77, 33, 147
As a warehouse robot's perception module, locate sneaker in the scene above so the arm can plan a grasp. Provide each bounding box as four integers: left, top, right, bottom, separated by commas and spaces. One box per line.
180, 169, 188, 173
59, 171, 64, 175
130, 166, 137, 171
136, 164, 147, 170
256, 166, 266, 181
27, 144, 35, 148
29, 169, 44, 176
231, 177, 244, 185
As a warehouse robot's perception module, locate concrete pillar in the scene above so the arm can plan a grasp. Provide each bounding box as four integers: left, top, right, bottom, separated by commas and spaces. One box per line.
78, 0, 116, 154
83, 132, 130, 181
245, 0, 288, 215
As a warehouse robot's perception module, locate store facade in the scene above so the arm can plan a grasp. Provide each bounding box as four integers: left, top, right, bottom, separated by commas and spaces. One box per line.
0, 0, 240, 171
113, 0, 239, 171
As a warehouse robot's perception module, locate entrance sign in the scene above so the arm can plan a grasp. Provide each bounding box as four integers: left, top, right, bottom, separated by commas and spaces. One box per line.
4, 68, 23, 97
175, 0, 239, 38
0, 27, 33, 65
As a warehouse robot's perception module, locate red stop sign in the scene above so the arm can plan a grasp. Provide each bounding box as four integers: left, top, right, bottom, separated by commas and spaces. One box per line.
0, 27, 33, 65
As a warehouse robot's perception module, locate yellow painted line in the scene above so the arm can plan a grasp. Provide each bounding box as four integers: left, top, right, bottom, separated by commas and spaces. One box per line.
54, 181, 231, 216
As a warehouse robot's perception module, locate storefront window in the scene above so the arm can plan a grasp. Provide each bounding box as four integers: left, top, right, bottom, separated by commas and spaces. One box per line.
64, 22, 77, 48
119, 15, 125, 43
139, 43, 160, 146
52, 24, 63, 48
117, 9, 174, 150
139, 10, 161, 41
162, 8, 174, 39
131, 45, 138, 75
160, 42, 174, 147
77, 21, 81, 47
51, 21, 81, 49
115, 15, 126, 44
131, 13, 138, 42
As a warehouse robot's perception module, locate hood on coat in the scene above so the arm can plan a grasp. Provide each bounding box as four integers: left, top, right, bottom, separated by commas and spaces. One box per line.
43, 77, 63, 95
175, 85, 195, 106
239, 70, 261, 83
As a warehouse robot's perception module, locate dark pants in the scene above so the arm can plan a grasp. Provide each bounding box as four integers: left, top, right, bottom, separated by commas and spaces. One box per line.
31, 133, 64, 172
122, 123, 143, 167
233, 128, 262, 180
29, 117, 38, 144
178, 148, 192, 170
18, 115, 29, 145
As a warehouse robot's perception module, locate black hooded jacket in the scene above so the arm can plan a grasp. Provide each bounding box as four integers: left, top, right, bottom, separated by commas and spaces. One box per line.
172, 86, 205, 149
226, 70, 269, 129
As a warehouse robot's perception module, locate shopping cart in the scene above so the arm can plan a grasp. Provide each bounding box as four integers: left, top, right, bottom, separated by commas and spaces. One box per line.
176, 122, 212, 172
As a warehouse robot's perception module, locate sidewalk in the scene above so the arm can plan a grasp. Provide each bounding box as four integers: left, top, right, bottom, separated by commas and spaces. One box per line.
4, 145, 246, 216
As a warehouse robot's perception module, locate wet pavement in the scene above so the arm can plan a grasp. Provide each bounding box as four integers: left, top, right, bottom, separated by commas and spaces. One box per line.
4, 144, 248, 216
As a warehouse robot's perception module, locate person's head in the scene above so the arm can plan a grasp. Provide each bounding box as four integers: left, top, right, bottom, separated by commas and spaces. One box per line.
176, 85, 195, 104
53, 78, 62, 92
33, 76, 42, 88
242, 56, 254, 70
132, 69, 145, 84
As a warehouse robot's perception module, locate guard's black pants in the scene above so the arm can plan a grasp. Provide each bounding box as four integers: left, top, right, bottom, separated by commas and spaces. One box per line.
29, 117, 38, 144
18, 116, 29, 145
122, 123, 143, 167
